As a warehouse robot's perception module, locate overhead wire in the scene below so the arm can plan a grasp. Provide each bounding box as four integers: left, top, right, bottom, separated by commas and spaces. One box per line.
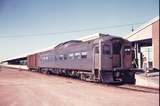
0, 22, 145, 38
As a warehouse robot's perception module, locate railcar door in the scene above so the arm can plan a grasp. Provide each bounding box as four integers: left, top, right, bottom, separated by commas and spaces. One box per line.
101, 43, 112, 70
99, 43, 113, 83
93, 43, 113, 80
123, 45, 132, 68
112, 40, 122, 68
93, 45, 99, 70
93, 45, 100, 79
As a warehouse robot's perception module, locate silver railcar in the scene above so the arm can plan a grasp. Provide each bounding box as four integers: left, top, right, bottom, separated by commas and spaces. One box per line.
28, 34, 135, 83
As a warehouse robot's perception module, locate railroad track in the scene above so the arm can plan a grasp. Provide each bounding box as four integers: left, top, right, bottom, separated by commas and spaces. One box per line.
115, 84, 159, 94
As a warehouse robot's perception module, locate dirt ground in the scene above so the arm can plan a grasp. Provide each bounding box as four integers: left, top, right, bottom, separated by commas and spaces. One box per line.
0, 67, 159, 106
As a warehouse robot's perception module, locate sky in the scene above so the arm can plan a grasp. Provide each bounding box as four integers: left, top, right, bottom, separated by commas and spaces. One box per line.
0, 0, 159, 61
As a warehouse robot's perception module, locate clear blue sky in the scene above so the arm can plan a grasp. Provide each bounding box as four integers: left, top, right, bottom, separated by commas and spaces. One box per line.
0, 0, 159, 60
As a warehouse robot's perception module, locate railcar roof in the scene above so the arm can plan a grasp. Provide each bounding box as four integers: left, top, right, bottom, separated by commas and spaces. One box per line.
84, 34, 122, 42
54, 40, 82, 49
54, 34, 124, 50
78, 33, 121, 41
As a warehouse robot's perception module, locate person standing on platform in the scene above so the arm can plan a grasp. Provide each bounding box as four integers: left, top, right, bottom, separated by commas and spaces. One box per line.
143, 56, 148, 77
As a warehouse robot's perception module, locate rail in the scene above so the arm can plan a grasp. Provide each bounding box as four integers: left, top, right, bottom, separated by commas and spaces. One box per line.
115, 84, 159, 94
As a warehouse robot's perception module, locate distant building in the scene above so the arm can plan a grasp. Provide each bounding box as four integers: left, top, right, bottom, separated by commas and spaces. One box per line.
125, 16, 159, 70
1, 57, 27, 65
1, 46, 55, 65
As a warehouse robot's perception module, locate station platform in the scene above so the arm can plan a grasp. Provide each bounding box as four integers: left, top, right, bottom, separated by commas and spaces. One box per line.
135, 71, 159, 89
0, 64, 28, 70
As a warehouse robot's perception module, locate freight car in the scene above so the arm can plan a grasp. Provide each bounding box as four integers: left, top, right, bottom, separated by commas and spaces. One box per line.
27, 34, 135, 84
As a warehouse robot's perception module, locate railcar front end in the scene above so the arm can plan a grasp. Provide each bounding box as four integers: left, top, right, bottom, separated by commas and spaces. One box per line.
98, 38, 135, 84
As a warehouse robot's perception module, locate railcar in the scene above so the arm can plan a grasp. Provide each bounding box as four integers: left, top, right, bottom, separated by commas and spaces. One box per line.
27, 34, 135, 84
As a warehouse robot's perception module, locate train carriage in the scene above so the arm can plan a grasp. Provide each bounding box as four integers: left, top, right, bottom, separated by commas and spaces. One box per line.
27, 54, 38, 71
27, 33, 135, 84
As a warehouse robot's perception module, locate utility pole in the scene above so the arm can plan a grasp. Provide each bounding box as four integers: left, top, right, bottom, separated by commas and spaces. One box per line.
131, 26, 134, 32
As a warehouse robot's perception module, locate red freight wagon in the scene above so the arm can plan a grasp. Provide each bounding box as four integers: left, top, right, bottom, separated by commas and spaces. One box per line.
27, 54, 38, 70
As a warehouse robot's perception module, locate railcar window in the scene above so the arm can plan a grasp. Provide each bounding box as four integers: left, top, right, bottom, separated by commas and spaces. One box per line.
42, 56, 48, 62
81, 52, 87, 58
59, 55, 64, 60
113, 42, 121, 54
40, 56, 43, 60
69, 53, 74, 60
64, 54, 67, 60
103, 45, 111, 55
42, 56, 44, 60
52, 56, 55, 61
44, 56, 48, 61
51, 55, 54, 61
54, 56, 57, 61
95, 47, 99, 54
48, 55, 52, 61
40, 56, 44, 62
43, 56, 45, 60
49, 55, 51, 61
75, 52, 81, 59
124, 46, 131, 55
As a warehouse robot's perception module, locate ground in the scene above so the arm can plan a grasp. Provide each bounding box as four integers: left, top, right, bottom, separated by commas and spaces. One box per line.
0, 67, 159, 106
